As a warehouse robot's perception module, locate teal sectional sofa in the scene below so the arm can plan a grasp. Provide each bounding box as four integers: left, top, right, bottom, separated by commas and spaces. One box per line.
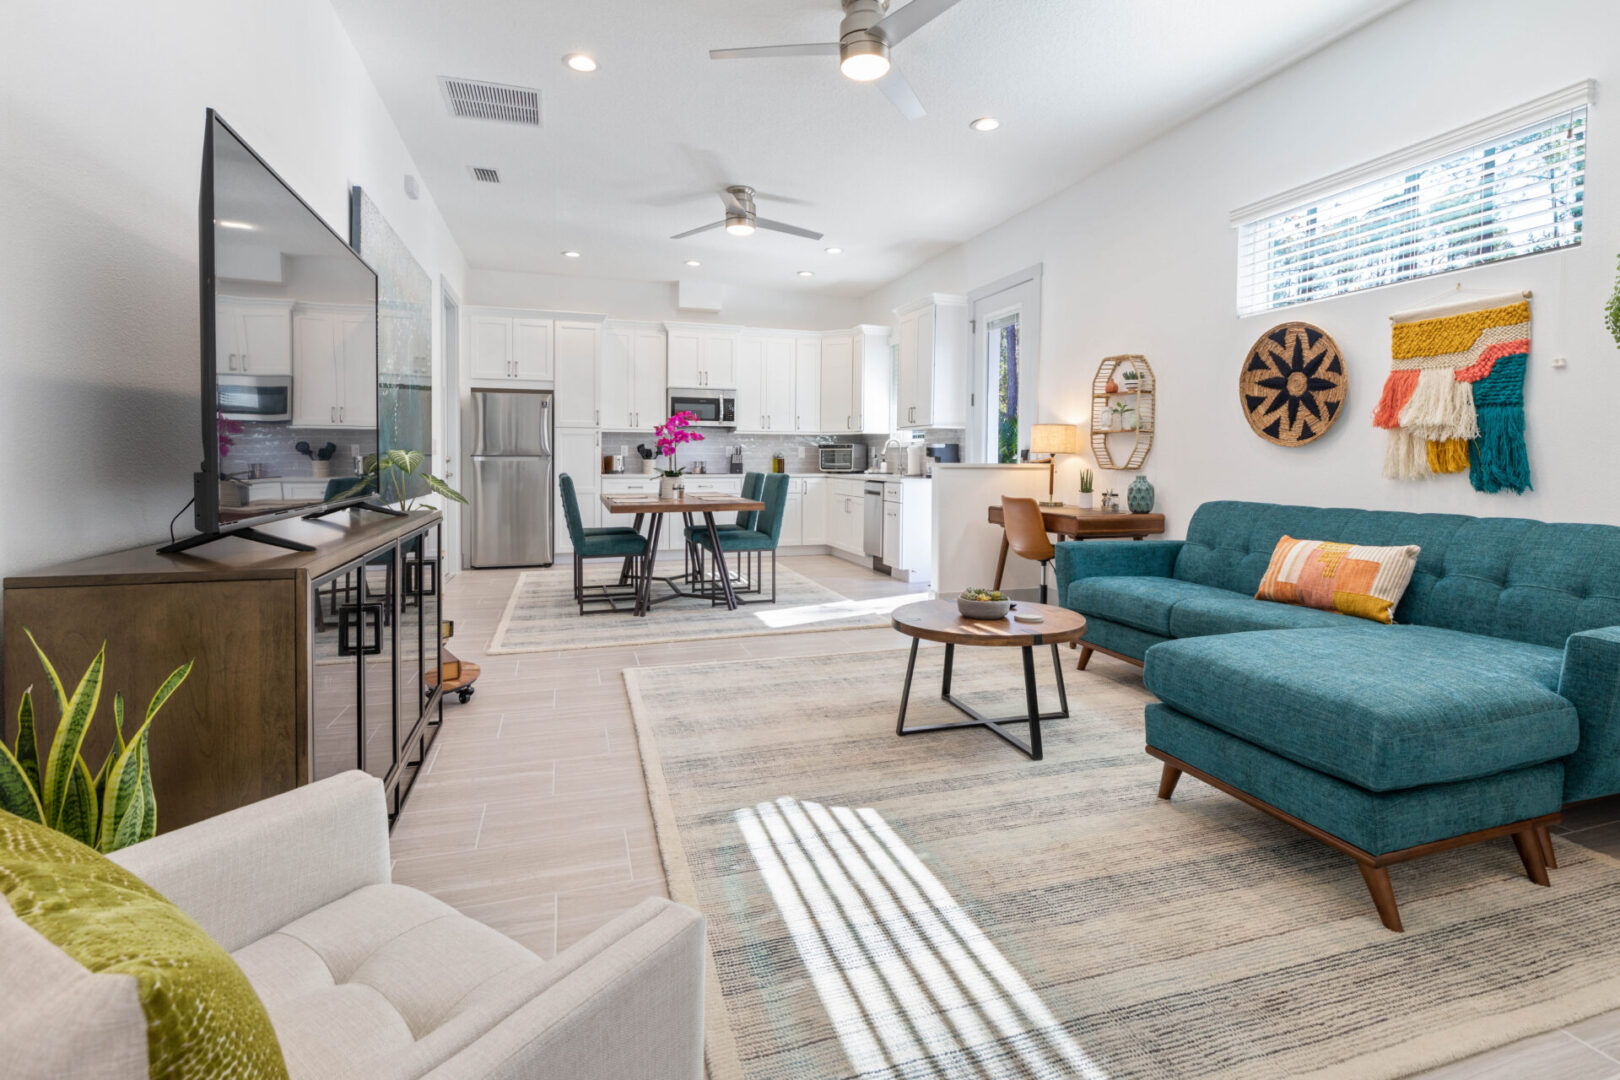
1055, 500, 1620, 931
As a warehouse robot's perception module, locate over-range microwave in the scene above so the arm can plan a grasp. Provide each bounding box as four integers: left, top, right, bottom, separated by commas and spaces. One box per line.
668, 389, 735, 427
217, 374, 293, 422
817, 443, 870, 472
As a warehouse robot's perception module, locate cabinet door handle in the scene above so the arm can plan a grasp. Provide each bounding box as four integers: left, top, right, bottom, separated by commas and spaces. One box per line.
242, 354, 249, 372
330, 406, 336, 423
595, 409, 600, 425
340, 406, 345, 423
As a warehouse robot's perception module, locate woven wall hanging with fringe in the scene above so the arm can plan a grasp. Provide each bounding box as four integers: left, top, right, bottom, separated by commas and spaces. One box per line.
1240, 322, 1347, 446
1374, 295, 1531, 493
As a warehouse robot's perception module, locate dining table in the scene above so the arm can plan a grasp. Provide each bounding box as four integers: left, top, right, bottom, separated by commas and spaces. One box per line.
599, 491, 767, 615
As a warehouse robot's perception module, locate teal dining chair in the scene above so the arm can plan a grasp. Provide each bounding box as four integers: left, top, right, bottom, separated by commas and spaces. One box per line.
689, 473, 789, 604
559, 473, 648, 616
683, 471, 766, 590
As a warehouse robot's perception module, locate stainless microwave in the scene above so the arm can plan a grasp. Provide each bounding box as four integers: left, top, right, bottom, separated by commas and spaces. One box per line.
217, 374, 293, 422
818, 443, 869, 472
668, 389, 735, 427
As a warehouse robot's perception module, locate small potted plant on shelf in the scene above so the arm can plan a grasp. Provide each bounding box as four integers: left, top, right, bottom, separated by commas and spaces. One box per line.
1121, 365, 1140, 392
655, 410, 705, 499
1078, 468, 1094, 509
1110, 400, 1137, 431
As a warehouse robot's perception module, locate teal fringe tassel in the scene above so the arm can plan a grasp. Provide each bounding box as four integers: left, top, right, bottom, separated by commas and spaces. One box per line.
1468, 354, 1531, 494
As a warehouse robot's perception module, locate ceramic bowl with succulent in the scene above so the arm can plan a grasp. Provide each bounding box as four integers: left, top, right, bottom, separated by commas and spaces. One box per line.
957, 587, 1012, 620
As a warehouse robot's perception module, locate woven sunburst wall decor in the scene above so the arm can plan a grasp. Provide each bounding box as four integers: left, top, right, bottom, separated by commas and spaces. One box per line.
1240, 322, 1348, 446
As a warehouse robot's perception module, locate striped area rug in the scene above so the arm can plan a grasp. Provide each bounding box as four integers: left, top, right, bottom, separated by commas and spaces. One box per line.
626, 648, 1620, 1080
486, 564, 903, 654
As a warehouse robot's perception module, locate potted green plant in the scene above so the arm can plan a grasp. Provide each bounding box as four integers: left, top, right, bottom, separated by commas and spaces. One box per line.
1606, 253, 1620, 350
336, 449, 467, 512
1110, 400, 1137, 431
1120, 365, 1140, 392
0, 631, 192, 852
654, 410, 705, 499
1078, 468, 1095, 510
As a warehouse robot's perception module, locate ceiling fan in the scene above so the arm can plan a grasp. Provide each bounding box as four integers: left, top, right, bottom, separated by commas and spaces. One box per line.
710, 0, 965, 120
669, 186, 823, 241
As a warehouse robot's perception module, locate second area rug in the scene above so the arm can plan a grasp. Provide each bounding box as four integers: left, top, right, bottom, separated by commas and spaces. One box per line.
626, 647, 1620, 1080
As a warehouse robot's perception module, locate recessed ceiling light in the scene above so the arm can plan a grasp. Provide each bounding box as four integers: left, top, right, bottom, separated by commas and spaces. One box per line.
562, 250, 582, 258
970, 116, 1001, 132
825, 246, 843, 255
564, 53, 597, 73
218, 220, 256, 230
797, 270, 815, 278
685, 259, 702, 268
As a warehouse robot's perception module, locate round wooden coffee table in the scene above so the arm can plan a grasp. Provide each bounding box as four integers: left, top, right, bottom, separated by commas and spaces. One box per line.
890, 599, 1088, 761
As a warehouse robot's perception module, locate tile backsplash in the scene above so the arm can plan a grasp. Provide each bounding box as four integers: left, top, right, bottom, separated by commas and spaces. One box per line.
219, 425, 368, 481
598, 428, 966, 475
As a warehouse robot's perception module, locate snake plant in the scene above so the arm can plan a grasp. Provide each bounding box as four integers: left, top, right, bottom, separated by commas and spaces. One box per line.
1606, 253, 1620, 350
0, 630, 192, 852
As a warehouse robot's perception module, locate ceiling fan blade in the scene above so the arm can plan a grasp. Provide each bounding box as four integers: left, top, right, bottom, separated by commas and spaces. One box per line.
755, 218, 825, 241
876, 65, 926, 120
873, 0, 965, 46
710, 42, 840, 60
669, 220, 726, 240
721, 190, 748, 215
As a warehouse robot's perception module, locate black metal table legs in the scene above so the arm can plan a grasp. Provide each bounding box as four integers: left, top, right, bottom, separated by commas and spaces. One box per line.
894, 640, 1070, 760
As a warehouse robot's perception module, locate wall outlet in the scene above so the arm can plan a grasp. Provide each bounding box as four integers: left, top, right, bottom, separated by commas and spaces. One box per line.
1551, 355, 1568, 369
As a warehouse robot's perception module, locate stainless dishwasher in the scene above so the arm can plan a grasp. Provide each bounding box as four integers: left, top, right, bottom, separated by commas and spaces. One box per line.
863, 481, 885, 560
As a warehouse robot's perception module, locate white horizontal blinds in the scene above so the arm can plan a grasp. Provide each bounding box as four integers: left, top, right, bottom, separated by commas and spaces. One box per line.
1236, 108, 1586, 317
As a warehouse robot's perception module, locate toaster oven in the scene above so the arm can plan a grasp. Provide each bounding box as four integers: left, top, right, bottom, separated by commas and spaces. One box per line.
817, 443, 869, 472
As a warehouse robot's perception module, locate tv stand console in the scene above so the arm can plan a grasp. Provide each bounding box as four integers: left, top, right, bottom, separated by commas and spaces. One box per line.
5, 510, 445, 832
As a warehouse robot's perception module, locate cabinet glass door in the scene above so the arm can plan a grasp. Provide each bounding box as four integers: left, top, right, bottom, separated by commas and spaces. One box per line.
310, 564, 362, 782
419, 525, 442, 715
361, 547, 397, 779
397, 528, 435, 752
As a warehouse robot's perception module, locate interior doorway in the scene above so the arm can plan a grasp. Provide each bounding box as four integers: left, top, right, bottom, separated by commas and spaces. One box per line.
968, 266, 1042, 464
440, 279, 463, 575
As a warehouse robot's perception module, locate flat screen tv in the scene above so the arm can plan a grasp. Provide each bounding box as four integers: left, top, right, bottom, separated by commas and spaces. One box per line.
164, 110, 384, 554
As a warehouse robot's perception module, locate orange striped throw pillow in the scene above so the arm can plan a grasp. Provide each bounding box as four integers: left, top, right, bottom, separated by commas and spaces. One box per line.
1254, 535, 1420, 624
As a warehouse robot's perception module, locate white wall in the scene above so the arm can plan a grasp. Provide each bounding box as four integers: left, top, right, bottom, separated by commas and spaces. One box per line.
468, 269, 865, 330
0, 0, 469, 585
865, 0, 1620, 539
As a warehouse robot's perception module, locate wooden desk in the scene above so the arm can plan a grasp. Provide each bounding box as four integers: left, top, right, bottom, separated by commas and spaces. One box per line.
987, 504, 1166, 591
600, 493, 766, 612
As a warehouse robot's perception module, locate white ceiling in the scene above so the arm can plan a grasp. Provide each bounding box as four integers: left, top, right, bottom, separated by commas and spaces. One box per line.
330, 0, 1409, 298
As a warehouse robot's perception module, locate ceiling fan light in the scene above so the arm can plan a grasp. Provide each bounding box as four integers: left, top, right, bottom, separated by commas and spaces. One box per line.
564, 53, 597, 72
725, 216, 756, 237
839, 39, 890, 82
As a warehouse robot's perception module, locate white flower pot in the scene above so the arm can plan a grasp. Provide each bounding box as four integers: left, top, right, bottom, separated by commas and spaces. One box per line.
1078, 492, 1094, 509
659, 475, 681, 500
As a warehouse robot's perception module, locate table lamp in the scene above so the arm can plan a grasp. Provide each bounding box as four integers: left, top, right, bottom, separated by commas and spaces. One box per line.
1029, 423, 1079, 507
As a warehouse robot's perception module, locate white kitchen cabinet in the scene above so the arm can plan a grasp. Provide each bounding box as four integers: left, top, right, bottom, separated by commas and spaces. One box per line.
291, 305, 375, 428
795, 336, 821, 432
819, 334, 855, 432
470, 315, 513, 382
886, 478, 933, 582
799, 477, 827, 547
856, 324, 893, 435
894, 296, 967, 429
735, 336, 766, 431
554, 428, 601, 555
216, 298, 293, 375
632, 329, 667, 430
762, 338, 794, 432
513, 318, 553, 381
882, 502, 901, 569
665, 323, 741, 389
827, 480, 867, 556
553, 321, 600, 427
601, 325, 668, 430
781, 479, 805, 547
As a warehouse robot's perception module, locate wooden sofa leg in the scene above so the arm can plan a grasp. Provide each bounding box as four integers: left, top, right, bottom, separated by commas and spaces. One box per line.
1512, 829, 1552, 886
1358, 864, 1404, 932
1076, 646, 1094, 671
1156, 763, 1182, 800
1535, 822, 1558, 870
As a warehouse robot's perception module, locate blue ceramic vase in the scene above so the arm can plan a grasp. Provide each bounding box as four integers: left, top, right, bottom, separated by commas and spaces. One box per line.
1127, 475, 1155, 513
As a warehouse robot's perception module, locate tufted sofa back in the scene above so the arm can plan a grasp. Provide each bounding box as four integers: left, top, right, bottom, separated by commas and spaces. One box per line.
1176, 501, 1620, 649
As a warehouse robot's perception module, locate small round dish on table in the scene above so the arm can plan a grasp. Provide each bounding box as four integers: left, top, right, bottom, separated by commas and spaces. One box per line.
890, 599, 1088, 761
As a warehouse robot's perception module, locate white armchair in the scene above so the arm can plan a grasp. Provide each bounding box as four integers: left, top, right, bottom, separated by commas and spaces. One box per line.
108, 771, 706, 1080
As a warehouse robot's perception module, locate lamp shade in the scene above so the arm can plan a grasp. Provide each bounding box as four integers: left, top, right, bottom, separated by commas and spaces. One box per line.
1029, 423, 1079, 455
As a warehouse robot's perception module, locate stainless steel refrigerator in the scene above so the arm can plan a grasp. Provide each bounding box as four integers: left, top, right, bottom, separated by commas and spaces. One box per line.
469, 389, 554, 568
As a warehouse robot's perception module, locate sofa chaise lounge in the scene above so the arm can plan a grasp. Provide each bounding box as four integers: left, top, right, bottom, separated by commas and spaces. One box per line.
1056, 500, 1620, 930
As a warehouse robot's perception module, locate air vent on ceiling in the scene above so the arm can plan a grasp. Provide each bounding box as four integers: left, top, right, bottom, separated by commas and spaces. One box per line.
470, 167, 501, 184
439, 77, 542, 126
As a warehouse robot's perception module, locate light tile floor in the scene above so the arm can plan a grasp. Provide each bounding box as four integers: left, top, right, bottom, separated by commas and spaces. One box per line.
393, 554, 1620, 1078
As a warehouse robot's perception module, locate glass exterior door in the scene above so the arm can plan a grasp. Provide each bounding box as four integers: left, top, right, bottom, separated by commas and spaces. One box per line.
310, 563, 362, 782
360, 547, 397, 779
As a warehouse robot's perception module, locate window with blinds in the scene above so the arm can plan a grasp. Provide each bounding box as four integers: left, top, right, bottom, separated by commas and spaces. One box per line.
1234, 89, 1588, 317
